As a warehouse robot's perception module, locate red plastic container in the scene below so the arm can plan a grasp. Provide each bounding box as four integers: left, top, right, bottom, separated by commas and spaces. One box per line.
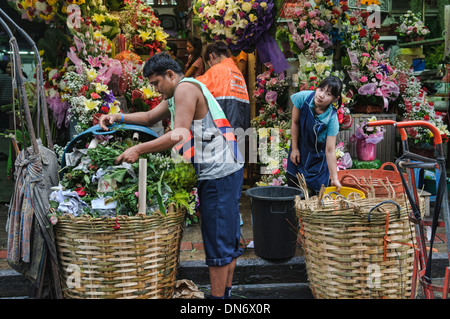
337, 162, 408, 197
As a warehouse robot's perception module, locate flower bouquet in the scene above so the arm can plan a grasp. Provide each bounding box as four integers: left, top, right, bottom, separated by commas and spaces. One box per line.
350, 116, 385, 161
8, 0, 62, 23
286, 0, 334, 54
396, 11, 430, 42
297, 51, 344, 91
346, 46, 400, 112
335, 142, 352, 171
195, 0, 288, 73
253, 64, 290, 108
59, 26, 123, 133
398, 68, 449, 155
118, 0, 168, 57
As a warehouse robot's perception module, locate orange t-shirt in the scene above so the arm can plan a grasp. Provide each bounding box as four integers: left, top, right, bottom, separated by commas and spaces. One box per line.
196, 57, 249, 101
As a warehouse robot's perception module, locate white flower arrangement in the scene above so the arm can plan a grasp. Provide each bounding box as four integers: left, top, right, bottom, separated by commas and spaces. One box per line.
396, 11, 430, 39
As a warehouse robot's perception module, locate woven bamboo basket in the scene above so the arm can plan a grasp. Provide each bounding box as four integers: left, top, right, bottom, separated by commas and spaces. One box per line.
54, 204, 185, 299
295, 179, 418, 299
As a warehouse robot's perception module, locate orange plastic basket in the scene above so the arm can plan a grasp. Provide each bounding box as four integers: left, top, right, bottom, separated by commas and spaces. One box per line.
337, 162, 408, 197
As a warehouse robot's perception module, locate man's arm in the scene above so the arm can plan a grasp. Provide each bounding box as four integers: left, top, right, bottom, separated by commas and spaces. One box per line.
114, 83, 198, 164
99, 100, 171, 131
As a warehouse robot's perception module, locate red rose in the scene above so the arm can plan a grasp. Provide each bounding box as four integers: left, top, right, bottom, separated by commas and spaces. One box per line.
75, 187, 86, 197
359, 29, 367, 38
131, 89, 144, 101
100, 106, 109, 114
372, 34, 380, 42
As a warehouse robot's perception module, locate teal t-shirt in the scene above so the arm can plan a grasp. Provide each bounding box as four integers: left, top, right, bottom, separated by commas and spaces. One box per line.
291, 90, 339, 143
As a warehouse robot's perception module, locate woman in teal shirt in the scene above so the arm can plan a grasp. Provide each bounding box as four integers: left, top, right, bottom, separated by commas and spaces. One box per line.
286, 76, 343, 194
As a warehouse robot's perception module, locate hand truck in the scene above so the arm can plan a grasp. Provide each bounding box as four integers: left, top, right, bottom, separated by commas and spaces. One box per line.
369, 120, 450, 299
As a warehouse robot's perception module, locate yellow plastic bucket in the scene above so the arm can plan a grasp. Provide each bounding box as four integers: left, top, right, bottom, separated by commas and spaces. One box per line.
323, 186, 366, 199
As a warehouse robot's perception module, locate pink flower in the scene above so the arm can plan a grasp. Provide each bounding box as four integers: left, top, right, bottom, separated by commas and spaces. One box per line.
272, 168, 280, 175
375, 73, 382, 80
298, 20, 307, 29
360, 76, 368, 83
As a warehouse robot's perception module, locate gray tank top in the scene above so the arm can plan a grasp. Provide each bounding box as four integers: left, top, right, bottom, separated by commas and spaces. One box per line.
191, 110, 243, 180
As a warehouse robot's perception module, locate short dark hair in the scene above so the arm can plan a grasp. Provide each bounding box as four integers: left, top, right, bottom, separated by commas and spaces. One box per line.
317, 76, 343, 103
204, 41, 230, 63
142, 52, 183, 77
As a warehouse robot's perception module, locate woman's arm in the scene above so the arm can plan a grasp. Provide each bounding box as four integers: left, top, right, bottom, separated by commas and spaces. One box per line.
325, 135, 341, 190
289, 106, 301, 165
185, 57, 203, 77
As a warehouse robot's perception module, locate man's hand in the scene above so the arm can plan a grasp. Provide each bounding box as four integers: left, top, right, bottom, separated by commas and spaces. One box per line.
99, 114, 119, 131
115, 145, 141, 164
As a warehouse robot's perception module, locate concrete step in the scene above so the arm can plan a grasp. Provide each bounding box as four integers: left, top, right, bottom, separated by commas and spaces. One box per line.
1, 253, 449, 299
0, 268, 31, 298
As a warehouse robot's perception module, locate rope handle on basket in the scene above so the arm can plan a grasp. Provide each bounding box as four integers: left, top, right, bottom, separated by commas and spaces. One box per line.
338, 174, 370, 195
367, 200, 401, 222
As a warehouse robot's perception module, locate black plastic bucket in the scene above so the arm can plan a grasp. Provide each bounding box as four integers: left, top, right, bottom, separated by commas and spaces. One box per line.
245, 186, 304, 260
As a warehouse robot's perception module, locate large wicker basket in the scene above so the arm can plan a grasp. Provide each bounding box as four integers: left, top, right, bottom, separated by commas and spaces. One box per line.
296, 193, 416, 299
54, 204, 185, 299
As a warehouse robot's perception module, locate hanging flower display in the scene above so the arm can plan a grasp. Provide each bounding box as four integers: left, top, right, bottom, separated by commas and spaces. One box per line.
195, 0, 288, 73
251, 64, 291, 186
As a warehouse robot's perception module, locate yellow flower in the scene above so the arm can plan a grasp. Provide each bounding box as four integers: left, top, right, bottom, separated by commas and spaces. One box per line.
138, 30, 151, 42
331, 18, 337, 24
242, 2, 252, 12
94, 82, 108, 93
83, 98, 101, 112
93, 30, 103, 40
260, 2, 267, 8
248, 14, 257, 23
155, 29, 167, 43
86, 68, 98, 82
47, 0, 58, 5
141, 85, 155, 99
61, 5, 67, 13
92, 13, 106, 25
39, 50, 45, 56
108, 102, 121, 114
23, 0, 35, 9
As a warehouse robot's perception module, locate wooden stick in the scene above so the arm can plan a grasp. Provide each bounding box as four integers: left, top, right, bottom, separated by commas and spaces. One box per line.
138, 158, 147, 214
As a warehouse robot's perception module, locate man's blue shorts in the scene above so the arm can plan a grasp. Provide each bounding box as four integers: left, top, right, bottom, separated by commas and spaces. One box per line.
197, 167, 244, 266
